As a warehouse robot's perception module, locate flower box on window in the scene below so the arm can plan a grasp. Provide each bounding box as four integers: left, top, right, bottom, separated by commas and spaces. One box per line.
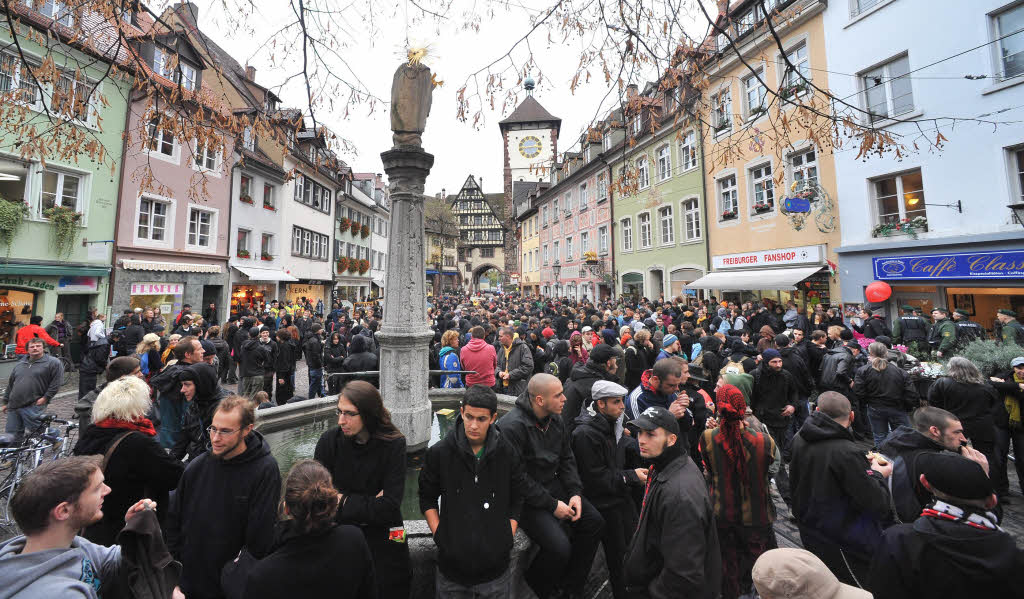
263, 202, 275, 211
358, 258, 370, 274
780, 83, 808, 99
872, 216, 928, 240
240, 195, 254, 205
337, 257, 350, 272
721, 210, 737, 221
360, 224, 370, 238
714, 120, 732, 134
749, 106, 767, 118
237, 249, 250, 258
338, 217, 351, 233
261, 252, 273, 261
348, 261, 359, 273
351, 224, 360, 237
753, 203, 773, 214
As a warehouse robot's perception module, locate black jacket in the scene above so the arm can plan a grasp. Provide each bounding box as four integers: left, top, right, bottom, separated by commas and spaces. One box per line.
171, 363, 229, 462
623, 343, 653, 390
123, 324, 146, 354
495, 338, 534, 396
273, 340, 293, 374
113, 507, 182, 599
790, 411, 892, 557
854, 362, 919, 410
239, 338, 270, 378
313, 428, 406, 537
150, 361, 189, 406
750, 365, 798, 428
854, 315, 891, 339
418, 416, 526, 585
990, 369, 1024, 429
623, 447, 721, 599
779, 346, 814, 397
495, 392, 583, 512
343, 336, 379, 386
563, 360, 618, 433
242, 523, 376, 599
302, 334, 324, 369
166, 431, 281, 599
877, 425, 949, 522
73, 426, 183, 546
819, 346, 854, 392
571, 411, 642, 510
868, 511, 1024, 599
927, 377, 999, 446
323, 342, 347, 372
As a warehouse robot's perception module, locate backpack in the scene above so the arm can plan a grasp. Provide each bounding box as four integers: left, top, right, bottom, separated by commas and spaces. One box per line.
722, 358, 746, 375
544, 359, 560, 379
138, 352, 150, 375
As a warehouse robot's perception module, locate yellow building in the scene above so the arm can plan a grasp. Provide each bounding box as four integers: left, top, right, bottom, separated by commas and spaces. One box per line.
692, 0, 842, 310
514, 183, 544, 295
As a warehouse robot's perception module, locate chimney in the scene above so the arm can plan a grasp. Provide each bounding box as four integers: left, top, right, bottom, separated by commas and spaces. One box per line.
175, 2, 199, 26
245, 65, 256, 81
479, 177, 483, 190
626, 84, 638, 98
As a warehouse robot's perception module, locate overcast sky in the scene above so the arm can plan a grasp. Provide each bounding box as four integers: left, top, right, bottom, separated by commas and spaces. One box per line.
198, 0, 707, 197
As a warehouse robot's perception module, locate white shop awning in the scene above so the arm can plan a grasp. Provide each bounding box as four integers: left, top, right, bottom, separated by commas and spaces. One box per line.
233, 265, 298, 282
685, 266, 824, 291
121, 259, 221, 273
372, 276, 385, 288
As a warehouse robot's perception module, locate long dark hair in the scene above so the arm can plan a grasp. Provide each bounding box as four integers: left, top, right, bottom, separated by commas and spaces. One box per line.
283, 459, 339, 534
340, 380, 403, 440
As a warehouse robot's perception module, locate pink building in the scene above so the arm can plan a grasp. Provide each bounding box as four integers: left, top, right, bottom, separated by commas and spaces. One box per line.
111, 31, 233, 319
537, 138, 613, 301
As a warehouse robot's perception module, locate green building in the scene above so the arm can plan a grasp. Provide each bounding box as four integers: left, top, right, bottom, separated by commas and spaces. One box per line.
608, 84, 708, 300
0, 4, 131, 355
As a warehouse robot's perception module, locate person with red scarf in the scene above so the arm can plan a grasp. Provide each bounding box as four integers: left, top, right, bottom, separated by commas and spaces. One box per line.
72, 374, 183, 545
699, 384, 778, 599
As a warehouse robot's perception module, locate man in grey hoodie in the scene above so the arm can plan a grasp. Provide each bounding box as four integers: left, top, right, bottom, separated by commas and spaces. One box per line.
0, 455, 156, 598
2, 337, 64, 441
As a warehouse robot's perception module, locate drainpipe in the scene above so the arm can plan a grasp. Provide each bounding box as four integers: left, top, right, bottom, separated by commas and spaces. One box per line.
107, 91, 135, 314
698, 128, 711, 303
225, 159, 239, 321
603, 158, 615, 299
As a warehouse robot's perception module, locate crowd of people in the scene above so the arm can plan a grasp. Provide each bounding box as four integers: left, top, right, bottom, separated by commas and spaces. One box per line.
1, 291, 1023, 599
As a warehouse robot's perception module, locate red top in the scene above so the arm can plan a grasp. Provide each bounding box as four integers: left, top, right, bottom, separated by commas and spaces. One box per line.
15, 324, 60, 354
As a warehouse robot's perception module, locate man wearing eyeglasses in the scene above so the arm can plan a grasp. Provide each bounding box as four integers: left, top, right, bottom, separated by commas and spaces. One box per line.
166, 396, 280, 599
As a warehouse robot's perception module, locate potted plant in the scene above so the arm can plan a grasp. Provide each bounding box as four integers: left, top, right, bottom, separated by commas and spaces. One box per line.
358, 258, 370, 274
351, 223, 360, 237
0, 196, 30, 256
42, 205, 82, 257
348, 260, 359, 273
263, 201, 275, 211
753, 202, 772, 214
871, 216, 928, 240
749, 105, 767, 118
240, 194, 254, 205
261, 252, 273, 261
337, 256, 350, 272
338, 217, 351, 233
360, 224, 370, 238
780, 82, 808, 99
237, 249, 251, 258
714, 120, 731, 134
721, 209, 737, 221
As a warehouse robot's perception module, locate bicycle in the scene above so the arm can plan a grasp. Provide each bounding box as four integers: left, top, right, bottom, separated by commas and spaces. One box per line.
0, 415, 78, 536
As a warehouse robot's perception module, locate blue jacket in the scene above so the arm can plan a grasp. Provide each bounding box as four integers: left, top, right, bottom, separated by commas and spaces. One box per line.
439, 346, 464, 388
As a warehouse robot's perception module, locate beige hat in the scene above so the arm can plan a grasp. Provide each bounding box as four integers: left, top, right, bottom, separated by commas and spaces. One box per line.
753, 549, 871, 599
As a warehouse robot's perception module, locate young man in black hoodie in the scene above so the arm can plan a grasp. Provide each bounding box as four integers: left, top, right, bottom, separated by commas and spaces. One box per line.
789, 391, 893, 589
868, 452, 1024, 597
571, 380, 645, 599
419, 385, 527, 598
751, 349, 799, 506
167, 395, 280, 599
303, 323, 326, 398
562, 343, 619, 433
495, 373, 604, 599
172, 362, 229, 462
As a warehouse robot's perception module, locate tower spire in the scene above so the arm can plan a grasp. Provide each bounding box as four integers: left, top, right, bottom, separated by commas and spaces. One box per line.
524, 74, 535, 96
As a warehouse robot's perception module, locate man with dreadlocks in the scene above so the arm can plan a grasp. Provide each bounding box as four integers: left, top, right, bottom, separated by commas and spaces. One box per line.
699, 384, 778, 599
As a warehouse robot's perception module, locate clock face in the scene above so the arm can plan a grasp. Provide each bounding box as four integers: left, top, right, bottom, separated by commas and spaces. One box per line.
519, 135, 542, 159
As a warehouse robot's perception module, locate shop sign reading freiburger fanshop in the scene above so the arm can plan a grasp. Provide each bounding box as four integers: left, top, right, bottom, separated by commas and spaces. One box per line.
713, 245, 823, 270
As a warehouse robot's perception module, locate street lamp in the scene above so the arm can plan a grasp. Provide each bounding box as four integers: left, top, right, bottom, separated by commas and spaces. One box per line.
552, 262, 561, 297
1009, 202, 1024, 228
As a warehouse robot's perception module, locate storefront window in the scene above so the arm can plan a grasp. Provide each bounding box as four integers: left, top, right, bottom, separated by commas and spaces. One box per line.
231, 284, 275, 317
0, 288, 36, 349
129, 283, 183, 320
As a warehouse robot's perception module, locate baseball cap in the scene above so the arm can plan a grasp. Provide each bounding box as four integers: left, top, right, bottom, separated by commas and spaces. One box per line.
917, 452, 993, 500
1011, 357, 1024, 368
628, 405, 680, 435
753, 548, 870, 599
591, 380, 628, 402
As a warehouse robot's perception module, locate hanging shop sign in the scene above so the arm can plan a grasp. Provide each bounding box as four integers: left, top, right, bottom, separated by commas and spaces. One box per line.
873, 249, 1024, 281
713, 245, 823, 270
58, 276, 99, 292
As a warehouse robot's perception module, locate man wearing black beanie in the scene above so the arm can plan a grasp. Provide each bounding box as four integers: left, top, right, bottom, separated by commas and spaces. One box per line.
868, 452, 1024, 597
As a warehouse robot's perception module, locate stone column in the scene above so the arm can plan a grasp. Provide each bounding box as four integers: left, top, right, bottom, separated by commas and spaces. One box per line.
377, 147, 435, 452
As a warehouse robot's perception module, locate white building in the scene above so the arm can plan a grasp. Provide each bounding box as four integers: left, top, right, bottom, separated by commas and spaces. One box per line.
358, 173, 390, 299
334, 173, 375, 302
281, 127, 339, 311
826, 0, 1024, 320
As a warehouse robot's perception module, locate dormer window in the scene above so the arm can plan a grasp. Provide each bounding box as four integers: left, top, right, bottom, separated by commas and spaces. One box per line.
153, 46, 198, 91
153, 47, 175, 80
180, 63, 197, 91
242, 126, 255, 151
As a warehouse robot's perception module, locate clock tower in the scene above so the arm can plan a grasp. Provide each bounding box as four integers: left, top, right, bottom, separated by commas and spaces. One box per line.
499, 77, 560, 276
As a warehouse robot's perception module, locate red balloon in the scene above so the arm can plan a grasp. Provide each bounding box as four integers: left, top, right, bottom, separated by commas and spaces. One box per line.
864, 281, 892, 303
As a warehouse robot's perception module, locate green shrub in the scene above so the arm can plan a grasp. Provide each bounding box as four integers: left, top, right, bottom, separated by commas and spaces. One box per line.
957, 339, 1024, 376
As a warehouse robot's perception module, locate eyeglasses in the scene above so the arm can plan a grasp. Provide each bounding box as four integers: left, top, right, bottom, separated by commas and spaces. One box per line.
207, 426, 241, 437
336, 409, 360, 419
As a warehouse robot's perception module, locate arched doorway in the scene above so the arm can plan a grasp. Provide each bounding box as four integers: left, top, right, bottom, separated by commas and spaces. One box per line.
471, 263, 504, 292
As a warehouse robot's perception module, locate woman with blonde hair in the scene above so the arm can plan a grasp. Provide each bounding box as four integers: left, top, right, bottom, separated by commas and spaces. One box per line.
135, 332, 163, 378
853, 342, 917, 448
438, 329, 464, 388
162, 333, 182, 365
72, 375, 183, 544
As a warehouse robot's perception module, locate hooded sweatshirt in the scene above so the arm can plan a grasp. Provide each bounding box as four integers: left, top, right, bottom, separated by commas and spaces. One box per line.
0, 535, 120, 598
166, 431, 281, 599
171, 363, 229, 462
460, 337, 497, 387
